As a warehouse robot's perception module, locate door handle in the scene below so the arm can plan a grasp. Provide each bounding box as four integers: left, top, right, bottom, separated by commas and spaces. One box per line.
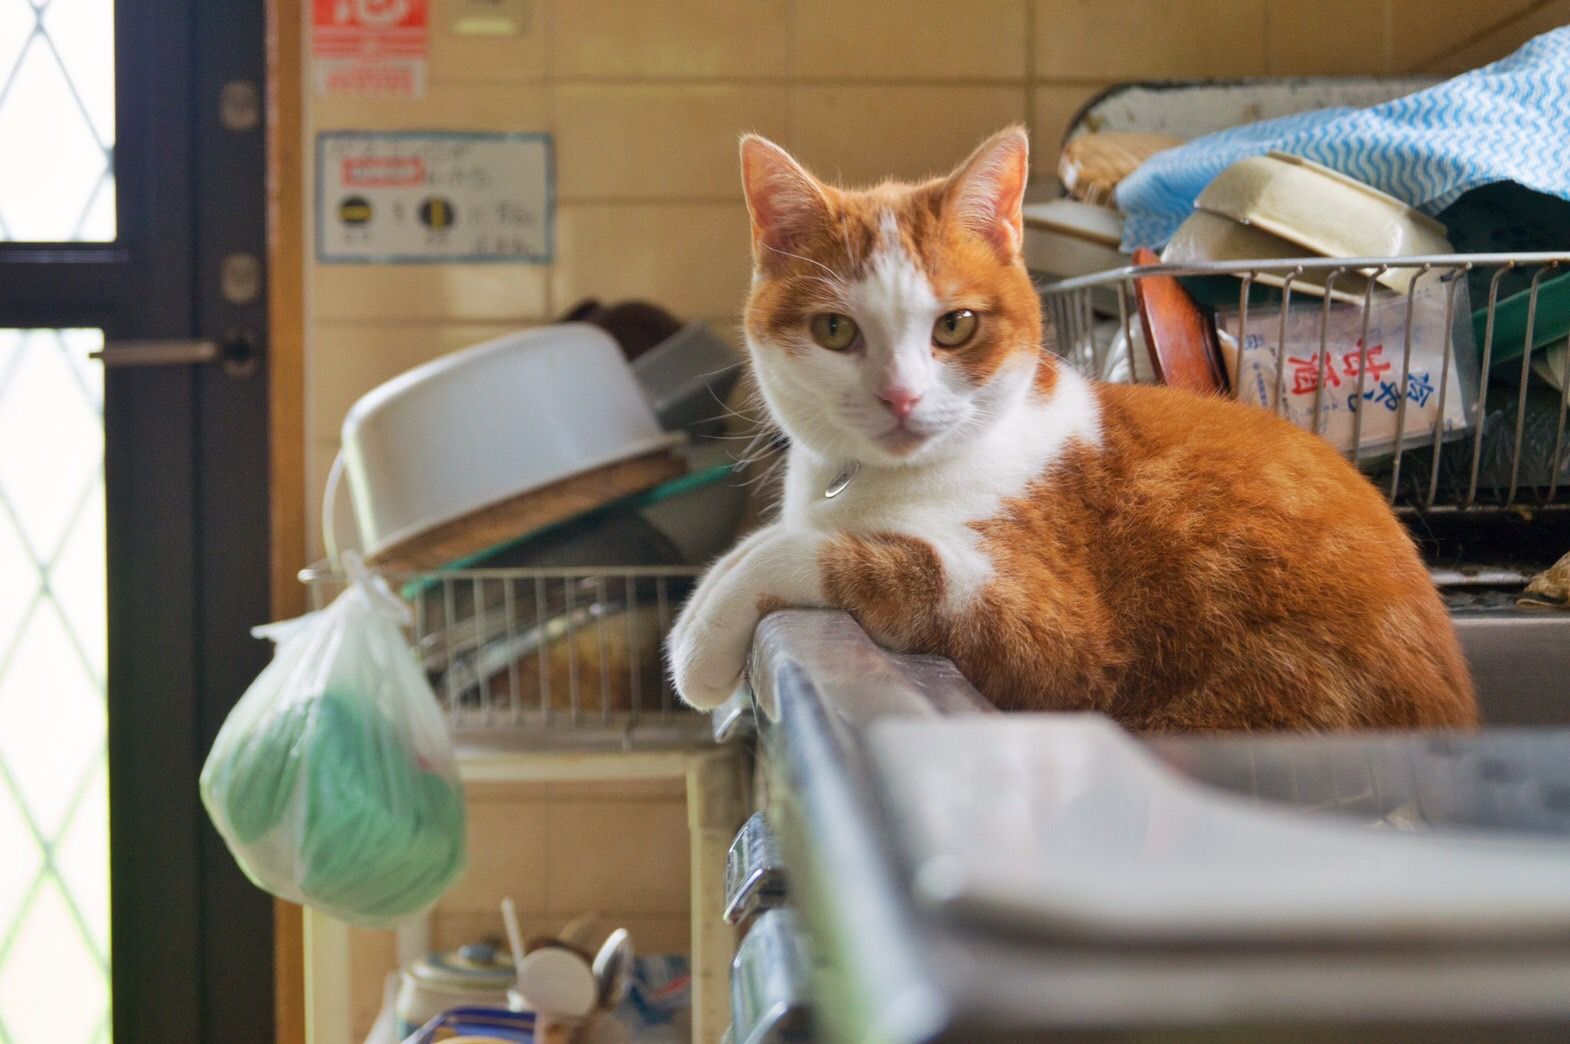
94, 332, 258, 378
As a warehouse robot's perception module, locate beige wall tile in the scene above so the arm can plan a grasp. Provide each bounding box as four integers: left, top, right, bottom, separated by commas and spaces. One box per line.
433, 910, 541, 952
1031, 83, 1111, 164
546, 799, 690, 915
1387, 0, 1536, 72
431, 911, 691, 955
1414, 0, 1570, 73
548, 778, 688, 802
550, 0, 790, 79
1266, 0, 1390, 75
551, 203, 752, 320
554, 85, 790, 201
429, 1, 548, 83
606, 915, 690, 955
1034, 0, 1267, 78
466, 780, 554, 803
795, 0, 1028, 80
308, 320, 523, 447
313, 82, 548, 132
438, 799, 550, 913
314, 264, 550, 323
792, 85, 1028, 185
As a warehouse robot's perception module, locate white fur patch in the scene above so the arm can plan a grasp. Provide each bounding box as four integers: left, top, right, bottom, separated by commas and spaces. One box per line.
844, 212, 946, 401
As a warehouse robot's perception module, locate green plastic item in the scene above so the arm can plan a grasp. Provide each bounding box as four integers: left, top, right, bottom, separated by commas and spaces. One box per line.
1472, 269, 1570, 371
201, 559, 466, 927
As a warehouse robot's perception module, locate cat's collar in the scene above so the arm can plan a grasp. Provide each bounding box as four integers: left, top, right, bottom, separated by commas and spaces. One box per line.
823, 462, 860, 499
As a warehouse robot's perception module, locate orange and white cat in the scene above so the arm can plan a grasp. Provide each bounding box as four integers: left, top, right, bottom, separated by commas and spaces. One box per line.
668, 128, 1477, 731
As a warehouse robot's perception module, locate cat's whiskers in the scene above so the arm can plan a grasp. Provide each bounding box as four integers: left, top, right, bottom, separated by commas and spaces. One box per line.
763, 242, 842, 282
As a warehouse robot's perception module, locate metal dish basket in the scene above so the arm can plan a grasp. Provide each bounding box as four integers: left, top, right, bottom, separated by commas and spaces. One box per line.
1040, 252, 1570, 514
301, 562, 707, 750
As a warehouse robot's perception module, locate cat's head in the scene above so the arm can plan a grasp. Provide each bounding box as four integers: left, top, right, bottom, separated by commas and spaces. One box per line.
739, 127, 1047, 468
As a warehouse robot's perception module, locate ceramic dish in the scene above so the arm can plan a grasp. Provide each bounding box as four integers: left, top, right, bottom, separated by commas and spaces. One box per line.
1021, 199, 1127, 278
1163, 209, 1375, 303
1196, 152, 1452, 291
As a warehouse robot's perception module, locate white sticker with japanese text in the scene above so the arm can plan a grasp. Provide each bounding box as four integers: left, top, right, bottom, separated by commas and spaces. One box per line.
316, 132, 553, 264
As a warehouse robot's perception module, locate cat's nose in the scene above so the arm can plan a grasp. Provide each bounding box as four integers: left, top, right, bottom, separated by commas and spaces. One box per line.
878, 386, 923, 419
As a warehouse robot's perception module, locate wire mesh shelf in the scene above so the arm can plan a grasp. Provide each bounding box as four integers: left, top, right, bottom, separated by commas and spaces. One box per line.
1040, 252, 1570, 514
302, 562, 708, 750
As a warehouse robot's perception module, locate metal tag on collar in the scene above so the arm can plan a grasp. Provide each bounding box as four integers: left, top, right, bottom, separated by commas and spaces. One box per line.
824, 463, 860, 499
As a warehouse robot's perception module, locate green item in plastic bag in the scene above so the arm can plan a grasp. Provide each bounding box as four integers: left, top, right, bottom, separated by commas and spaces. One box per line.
200, 555, 466, 927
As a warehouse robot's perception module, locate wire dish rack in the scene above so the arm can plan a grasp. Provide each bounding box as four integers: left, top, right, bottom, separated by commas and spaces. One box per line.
1040, 252, 1570, 514
302, 562, 708, 750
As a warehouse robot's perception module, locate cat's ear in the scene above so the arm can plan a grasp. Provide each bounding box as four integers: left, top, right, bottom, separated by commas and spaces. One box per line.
740, 135, 830, 267
944, 126, 1030, 260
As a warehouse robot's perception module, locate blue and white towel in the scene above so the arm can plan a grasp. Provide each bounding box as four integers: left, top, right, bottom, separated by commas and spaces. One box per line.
1116, 27, 1570, 251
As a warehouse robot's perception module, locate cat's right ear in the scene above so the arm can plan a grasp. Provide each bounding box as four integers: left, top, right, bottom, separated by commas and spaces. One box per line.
740, 135, 830, 269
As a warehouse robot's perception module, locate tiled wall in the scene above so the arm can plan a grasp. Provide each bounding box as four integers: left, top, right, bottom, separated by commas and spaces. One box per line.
303, 0, 1570, 559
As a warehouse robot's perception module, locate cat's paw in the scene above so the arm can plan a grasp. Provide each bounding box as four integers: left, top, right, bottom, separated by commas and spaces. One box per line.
667, 527, 825, 710
667, 592, 752, 710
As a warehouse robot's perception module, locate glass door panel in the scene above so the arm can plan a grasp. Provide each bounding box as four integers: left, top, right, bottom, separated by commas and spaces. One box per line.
0, 0, 117, 241
0, 328, 110, 1044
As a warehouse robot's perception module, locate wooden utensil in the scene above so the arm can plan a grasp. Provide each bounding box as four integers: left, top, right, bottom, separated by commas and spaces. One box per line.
1131, 247, 1229, 395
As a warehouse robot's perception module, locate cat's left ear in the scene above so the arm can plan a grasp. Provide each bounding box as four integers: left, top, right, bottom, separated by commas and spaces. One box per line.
944, 127, 1030, 260
740, 134, 831, 270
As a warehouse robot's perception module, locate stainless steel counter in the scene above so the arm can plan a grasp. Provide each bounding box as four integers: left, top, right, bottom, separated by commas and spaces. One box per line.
743, 609, 1570, 1043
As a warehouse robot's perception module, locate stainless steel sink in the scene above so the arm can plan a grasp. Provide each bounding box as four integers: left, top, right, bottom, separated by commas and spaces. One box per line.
1454, 610, 1570, 725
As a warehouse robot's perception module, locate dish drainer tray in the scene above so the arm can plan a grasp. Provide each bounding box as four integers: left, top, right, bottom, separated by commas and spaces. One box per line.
302, 563, 707, 750
1040, 252, 1570, 514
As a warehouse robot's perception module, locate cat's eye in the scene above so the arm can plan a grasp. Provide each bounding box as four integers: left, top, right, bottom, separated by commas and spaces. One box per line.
809, 313, 859, 351
933, 309, 979, 348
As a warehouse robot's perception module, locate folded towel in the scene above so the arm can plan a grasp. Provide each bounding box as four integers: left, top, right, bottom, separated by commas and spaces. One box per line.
1116, 27, 1570, 252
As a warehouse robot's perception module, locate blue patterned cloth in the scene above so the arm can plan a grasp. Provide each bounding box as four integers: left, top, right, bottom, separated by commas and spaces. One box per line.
1116, 27, 1570, 251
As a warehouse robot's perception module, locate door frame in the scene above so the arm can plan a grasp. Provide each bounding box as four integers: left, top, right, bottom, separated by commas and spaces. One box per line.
265, 0, 307, 1038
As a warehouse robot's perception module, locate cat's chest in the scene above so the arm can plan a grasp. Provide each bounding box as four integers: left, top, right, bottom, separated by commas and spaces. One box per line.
779, 371, 1103, 607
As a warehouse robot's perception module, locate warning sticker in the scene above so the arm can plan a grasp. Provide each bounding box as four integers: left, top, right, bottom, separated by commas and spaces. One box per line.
312, 0, 428, 98
316, 132, 554, 263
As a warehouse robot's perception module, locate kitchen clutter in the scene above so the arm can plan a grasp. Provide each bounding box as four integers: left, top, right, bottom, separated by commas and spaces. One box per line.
205, 295, 743, 1029
1033, 26, 1570, 498
360, 906, 689, 1044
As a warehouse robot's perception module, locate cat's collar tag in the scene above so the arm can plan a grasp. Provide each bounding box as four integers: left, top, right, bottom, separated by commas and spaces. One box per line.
824, 462, 860, 499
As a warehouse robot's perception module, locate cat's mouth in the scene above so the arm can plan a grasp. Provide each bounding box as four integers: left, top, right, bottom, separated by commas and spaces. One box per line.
875, 424, 931, 455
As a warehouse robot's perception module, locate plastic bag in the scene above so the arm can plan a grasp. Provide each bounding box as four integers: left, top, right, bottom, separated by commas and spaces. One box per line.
200, 554, 466, 927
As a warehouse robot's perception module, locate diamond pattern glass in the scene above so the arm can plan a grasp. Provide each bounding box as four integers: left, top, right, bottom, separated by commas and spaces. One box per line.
0, 0, 116, 241
0, 330, 111, 1044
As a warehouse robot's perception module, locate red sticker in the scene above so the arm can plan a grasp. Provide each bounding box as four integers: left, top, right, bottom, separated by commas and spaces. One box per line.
312, 0, 428, 98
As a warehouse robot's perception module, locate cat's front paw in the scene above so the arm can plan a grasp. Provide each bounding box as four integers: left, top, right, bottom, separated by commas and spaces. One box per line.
667, 527, 825, 709
667, 595, 751, 710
